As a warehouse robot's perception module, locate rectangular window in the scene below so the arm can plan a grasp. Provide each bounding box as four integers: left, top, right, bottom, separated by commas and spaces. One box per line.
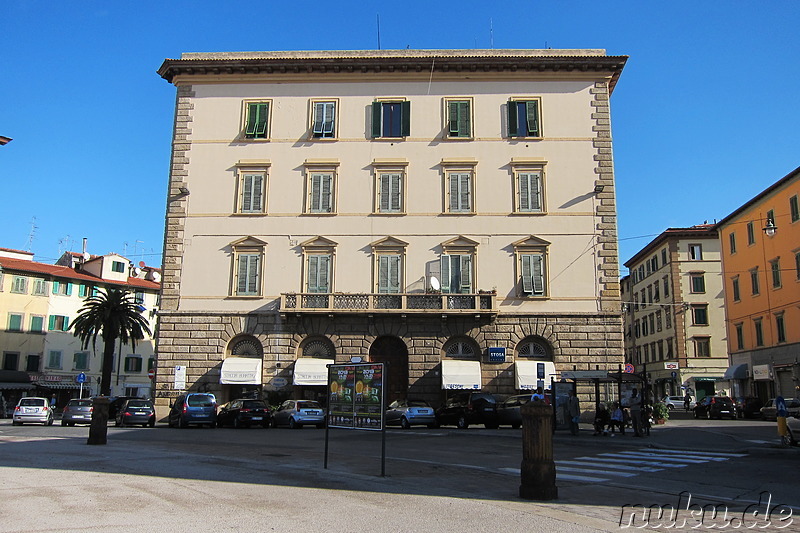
311, 101, 336, 138
441, 254, 473, 294
29, 315, 44, 333
633, 293, 639, 311
307, 172, 334, 213
729, 232, 736, 254
754, 319, 764, 347
732, 277, 740, 301
26, 354, 40, 372
735, 323, 744, 350
666, 339, 673, 358
236, 254, 261, 296
7, 313, 23, 332
148, 358, 156, 371
378, 172, 403, 213
78, 284, 89, 298
663, 276, 669, 297
112, 261, 125, 273
766, 209, 775, 225
649, 314, 655, 333
11, 276, 27, 294
647, 285, 652, 304
791, 195, 800, 223
507, 99, 541, 137
690, 273, 706, 293
447, 99, 471, 138
447, 171, 473, 213
3, 352, 19, 371
244, 101, 270, 139
640, 289, 646, 309
372, 101, 410, 138
665, 310, 672, 329
653, 282, 660, 302
656, 311, 662, 332
124, 356, 143, 373
796, 251, 800, 280
306, 254, 331, 293
376, 255, 401, 294
47, 350, 62, 369
516, 171, 543, 213
695, 338, 711, 357
519, 253, 546, 296
73, 352, 89, 371
240, 172, 266, 213
634, 319, 640, 338
134, 291, 145, 305
747, 221, 755, 245
52, 281, 73, 296
750, 268, 760, 295
770, 259, 781, 288
776, 314, 786, 343
32, 279, 48, 296
689, 244, 703, 260
692, 305, 709, 325
48, 315, 70, 331
661, 248, 667, 266
642, 318, 649, 336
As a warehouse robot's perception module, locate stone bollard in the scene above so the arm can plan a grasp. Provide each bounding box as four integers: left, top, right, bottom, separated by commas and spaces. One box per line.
519, 400, 558, 500
87, 396, 110, 445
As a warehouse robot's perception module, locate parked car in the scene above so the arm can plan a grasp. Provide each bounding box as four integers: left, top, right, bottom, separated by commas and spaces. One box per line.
436, 391, 499, 429
61, 398, 93, 426
497, 394, 536, 429
168, 393, 217, 428
662, 395, 696, 410
693, 396, 736, 420
108, 396, 140, 420
272, 400, 325, 429
217, 399, 271, 428
385, 399, 437, 429
115, 399, 156, 427
786, 414, 800, 446
760, 398, 800, 421
12, 397, 54, 426
734, 397, 764, 419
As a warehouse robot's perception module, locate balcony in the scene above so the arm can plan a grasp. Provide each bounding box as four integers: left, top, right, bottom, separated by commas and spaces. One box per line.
280, 292, 497, 316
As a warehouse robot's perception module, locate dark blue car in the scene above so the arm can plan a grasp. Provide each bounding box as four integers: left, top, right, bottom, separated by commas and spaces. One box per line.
168, 393, 217, 428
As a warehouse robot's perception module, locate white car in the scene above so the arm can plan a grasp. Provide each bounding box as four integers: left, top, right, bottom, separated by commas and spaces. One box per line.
662, 395, 696, 410
12, 397, 55, 425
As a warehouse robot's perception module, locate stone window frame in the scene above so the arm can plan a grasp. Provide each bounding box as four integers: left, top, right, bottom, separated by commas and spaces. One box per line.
443, 97, 474, 140
371, 159, 408, 215
233, 160, 271, 216
299, 336, 336, 358
241, 99, 272, 141
515, 336, 553, 361
302, 159, 340, 215
513, 236, 550, 299
440, 158, 478, 215
370, 237, 408, 294
229, 237, 267, 298
510, 158, 547, 215
301, 236, 338, 294
442, 336, 480, 360
308, 98, 339, 140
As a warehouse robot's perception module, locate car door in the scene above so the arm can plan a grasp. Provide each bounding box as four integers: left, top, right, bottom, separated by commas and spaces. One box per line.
274, 401, 293, 426
386, 400, 403, 425
170, 396, 184, 425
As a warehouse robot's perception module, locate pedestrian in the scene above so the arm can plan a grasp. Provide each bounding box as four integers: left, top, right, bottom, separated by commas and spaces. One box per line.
684, 392, 692, 412
567, 390, 580, 436
629, 388, 643, 437
609, 402, 625, 435
0, 394, 6, 419
532, 387, 545, 402
50, 394, 57, 409
593, 403, 610, 436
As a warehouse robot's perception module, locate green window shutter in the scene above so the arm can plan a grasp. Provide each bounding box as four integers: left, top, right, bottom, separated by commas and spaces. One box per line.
48, 315, 56, 330
323, 102, 335, 135
458, 102, 470, 137
520, 172, 541, 211
320, 174, 332, 212
390, 173, 401, 211
65, 283, 73, 296
242, 175, 253, 212
378, 255, 389, 293
307, 256, 319, 293
460, 255, 472, 293
255, 103, 269, 136
310, 174, 322, 212
237, 255, 259, 295
237, 255, 248, 294
78, 284, 87, 297
526, 101, 540, 136
379, 173, 390, 212
30, 315, 43, 332
9, 314, 22, 331
371, 102, 382, 137
245, 103, 259, 136
531, 254, 545, 295
440, 255, 451, 293
521, 254, 533, 294
317, 255, 330, 293
459, 173, 471, 211
378, 256, 401, 293
312, 102, 325, 135
248, 256, 260, 294
449, 173, 460, 212
388, 255, 400, 293
507, 100, 518, 137
62, 317, 70, 331
52, 281, 60, 294
448, 102, 460, 136
251, 175, 263, 212
401, 101, 411, 136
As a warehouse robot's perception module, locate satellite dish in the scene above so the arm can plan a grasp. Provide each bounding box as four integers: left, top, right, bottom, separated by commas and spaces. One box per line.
138, 261, 146, 268
132, 267, 141, 276
430, 276, 440, 291
82, 252, 90, 261
152, 271, 161, 282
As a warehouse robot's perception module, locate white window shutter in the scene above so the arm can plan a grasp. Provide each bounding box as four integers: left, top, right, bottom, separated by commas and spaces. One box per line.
521, 254, 533, 294
378, 255, 389, 293
460, 255, 472, 293
532, 254, 545, 295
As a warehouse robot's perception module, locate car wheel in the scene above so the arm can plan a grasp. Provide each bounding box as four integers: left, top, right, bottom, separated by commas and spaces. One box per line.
47, 416, 54, 426
234, 417, 241, 429
400, 417, 411, 429
289, 417, 299, 429
512, 423, 521, 429
69, 422, 75, 427
115, 418, 122, 427
12, 421, 21, 426
456, 415, 469, 429
148, 418, 155, 428
61, 420, 67, 426
427, 422, 439, 429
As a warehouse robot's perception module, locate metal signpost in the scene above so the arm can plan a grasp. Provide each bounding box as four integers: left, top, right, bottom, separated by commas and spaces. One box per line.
324, 362, 386, 476
76, 372, 87, 399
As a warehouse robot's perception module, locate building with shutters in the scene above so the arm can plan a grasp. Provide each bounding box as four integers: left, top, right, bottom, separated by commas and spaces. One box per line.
0, 247, 160, 406
153, 49, 628, 413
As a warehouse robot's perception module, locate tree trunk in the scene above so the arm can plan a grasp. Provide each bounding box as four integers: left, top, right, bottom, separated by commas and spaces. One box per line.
100, 335, 117, 396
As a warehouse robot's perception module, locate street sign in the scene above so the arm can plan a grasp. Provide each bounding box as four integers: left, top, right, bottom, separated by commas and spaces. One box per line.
148, 368, 155, 379
75, 372, 87, 384
624, 363, 635, 374
174, 365, 186, 390
671, 371, 677, 378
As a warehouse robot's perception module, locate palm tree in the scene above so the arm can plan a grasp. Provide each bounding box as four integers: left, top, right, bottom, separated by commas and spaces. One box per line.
71, 288, 152, 396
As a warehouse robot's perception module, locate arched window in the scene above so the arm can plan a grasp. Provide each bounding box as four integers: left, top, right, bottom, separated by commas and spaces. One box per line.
301, 337, 335, 358
229, 336, 263, 358
516, 337, 551, 359
443, 338, 477, 359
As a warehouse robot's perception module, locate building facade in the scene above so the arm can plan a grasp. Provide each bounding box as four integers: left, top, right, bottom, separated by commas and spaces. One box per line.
0, 247, 161, 409
716, 165, 800, 401
622, 226, 729, 401
154, 49, 627, 412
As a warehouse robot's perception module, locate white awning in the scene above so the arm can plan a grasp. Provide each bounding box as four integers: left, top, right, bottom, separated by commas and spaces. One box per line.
293, 358, 334, 386
515, 361, 556, 390
441, 360, 482, 390
220, 357, 263, 385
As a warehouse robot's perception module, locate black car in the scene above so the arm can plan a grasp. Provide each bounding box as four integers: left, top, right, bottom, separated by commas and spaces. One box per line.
108, 396, 140, 420
693, 396, 736, 420
217, 399, 271, 428
734, 397, 763, 419
497, 394, 535, 429
436, 391, 499, 429
115, 399, 156, 427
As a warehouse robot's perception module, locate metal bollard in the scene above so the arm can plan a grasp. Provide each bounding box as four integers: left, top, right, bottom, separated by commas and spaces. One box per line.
519, 400, 558, 500
87, 396, 110, 445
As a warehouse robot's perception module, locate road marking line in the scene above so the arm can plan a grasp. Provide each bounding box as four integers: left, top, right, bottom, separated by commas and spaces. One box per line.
654, 449, 747, 458
556, 460, 663, 473
556, 466, 636, 477
609, 452, 709, 464
557, 473, 610, 482
588, 456, 688, 468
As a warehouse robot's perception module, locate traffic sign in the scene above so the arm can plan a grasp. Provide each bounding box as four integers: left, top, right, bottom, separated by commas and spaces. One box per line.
75, 372, 87, 383
624, 363, 635, 374
148, 368, 155, 379
671, 371, 677, 378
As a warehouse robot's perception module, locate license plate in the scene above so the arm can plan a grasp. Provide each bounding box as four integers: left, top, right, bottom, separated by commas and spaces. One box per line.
251, 417, 262, 421
419, 409, 431, 414
134, 412, 147, 415
306, 411, 321, 415
25, 408, 37, 413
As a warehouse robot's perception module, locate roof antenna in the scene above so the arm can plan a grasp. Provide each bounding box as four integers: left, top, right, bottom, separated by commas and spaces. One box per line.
490, 18, 494, 49
25, 217, 37, 252
376, 14, 381, 50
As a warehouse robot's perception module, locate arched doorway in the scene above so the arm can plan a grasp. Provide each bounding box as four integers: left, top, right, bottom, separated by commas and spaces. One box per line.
369, 336, 409, 403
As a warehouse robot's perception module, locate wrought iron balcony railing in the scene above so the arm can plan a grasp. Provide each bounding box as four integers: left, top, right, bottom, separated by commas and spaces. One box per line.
280, 292, 497, 314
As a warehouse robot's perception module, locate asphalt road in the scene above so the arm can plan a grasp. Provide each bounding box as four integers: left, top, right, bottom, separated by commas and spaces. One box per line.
0, 414, 797, 532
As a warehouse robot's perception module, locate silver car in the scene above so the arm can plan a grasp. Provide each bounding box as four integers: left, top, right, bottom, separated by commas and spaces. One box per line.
12, 397, 54, 426
786, 414, 800, 446
385, 399, 437, 429
61, 398, 93, 426
272, 400, 325, 429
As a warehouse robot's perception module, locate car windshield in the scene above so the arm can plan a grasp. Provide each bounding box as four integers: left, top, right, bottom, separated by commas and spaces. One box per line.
19, 398, 45, 407
473, 393, 496, 404
297, 401, 321, 410
187, 395, 215, 407
407, 400, 430, 407
785, 399, 800, 408
242, 400, 267, 409
127, 400, 152, 408
68, 400, 93, 407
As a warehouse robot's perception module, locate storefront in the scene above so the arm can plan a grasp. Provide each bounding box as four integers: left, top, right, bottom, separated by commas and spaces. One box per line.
292, 358, 334, 403
514, 360, 556, 392
0, 370, 33, 418
219, 356, 263, 402
723, 363, 749, 399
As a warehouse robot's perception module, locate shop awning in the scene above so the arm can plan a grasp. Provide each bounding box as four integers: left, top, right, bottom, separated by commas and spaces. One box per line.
293, 358, 334, 386
0, 382, 33, 390
723, 363, 749, 380
515, 361, 556, 390
441, 360, 482, 390
220, 357, 263, 385
33, 382, 82, 389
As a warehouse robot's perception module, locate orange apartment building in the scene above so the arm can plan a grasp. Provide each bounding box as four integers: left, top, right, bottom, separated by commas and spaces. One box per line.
716, 165, 800, 401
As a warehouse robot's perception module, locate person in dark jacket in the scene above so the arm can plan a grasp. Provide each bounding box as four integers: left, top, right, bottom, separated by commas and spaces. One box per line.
593, 403, 610, 436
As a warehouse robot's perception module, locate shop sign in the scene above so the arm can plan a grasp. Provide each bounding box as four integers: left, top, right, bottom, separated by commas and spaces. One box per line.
664, 362, 679, 370
327, 363, 385, 431
752, 364, 773, 381
174, 365, 186, 390
487, 347, 506, 363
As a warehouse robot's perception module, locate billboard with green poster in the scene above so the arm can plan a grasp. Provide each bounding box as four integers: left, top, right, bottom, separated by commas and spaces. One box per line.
327, 363, 385, 431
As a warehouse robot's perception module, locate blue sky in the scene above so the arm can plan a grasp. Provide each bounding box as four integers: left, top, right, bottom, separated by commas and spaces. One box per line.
2, 2, 798, 273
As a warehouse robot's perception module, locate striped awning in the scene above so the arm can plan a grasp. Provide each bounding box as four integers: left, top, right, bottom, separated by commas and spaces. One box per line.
0, 382, 33, 390
33, 382, 82, 389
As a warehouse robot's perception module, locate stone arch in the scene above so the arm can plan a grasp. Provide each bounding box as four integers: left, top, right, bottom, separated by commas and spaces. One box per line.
369, 336, 409, 403
442, 336, 480, 359
298, 336, 336, 359
515, 335, 554, 360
